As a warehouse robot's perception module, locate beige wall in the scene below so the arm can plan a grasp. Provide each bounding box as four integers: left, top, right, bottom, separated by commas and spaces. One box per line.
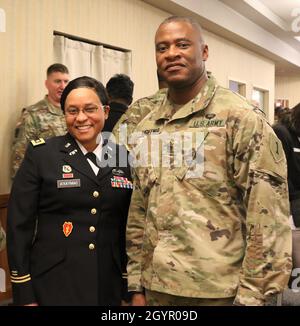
0, 0, 276, 194
275, 75, 300, 108
205, 30, 275, 121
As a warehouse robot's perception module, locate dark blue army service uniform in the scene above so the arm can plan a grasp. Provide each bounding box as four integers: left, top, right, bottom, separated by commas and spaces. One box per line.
7, 133, 132, 306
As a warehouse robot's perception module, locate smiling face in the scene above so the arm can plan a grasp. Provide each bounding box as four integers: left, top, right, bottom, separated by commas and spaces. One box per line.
155, 20, 208, 89
65, 87, 109, 151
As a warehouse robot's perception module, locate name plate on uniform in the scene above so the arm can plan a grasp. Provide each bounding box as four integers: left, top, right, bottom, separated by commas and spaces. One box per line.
57, 179, 81, 188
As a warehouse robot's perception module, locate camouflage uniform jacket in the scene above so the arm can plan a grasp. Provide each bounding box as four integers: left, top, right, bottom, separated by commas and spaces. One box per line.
11, 96, 67, 178
112, 88, 167, 149
0, 223, 6, 252
126, 75, 292, 306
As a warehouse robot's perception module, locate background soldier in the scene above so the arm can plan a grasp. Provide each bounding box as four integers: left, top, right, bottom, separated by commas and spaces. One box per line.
103, 74, 134, 133
11, 63, 69, 178
126, 16, 292, 306
112, 71, 167, 150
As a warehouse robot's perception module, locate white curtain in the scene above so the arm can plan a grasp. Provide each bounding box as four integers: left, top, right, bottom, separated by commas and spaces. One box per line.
53, 35, 132, 84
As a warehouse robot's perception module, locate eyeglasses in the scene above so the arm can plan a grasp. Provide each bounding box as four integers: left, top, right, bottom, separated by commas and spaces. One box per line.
65, 106, 106, 117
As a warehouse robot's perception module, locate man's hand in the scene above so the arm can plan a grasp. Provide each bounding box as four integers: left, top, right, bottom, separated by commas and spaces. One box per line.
131, 293, 146, 306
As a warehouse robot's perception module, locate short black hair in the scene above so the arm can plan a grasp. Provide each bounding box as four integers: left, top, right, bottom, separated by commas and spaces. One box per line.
47, 63, 69, 77
106, 74, 134, 105
158, 16, 205, 42
60, 76, 109, 112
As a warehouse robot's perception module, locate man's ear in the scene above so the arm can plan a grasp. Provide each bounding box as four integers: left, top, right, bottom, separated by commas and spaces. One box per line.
104, 105, 110, 120
202, 44, 209, 61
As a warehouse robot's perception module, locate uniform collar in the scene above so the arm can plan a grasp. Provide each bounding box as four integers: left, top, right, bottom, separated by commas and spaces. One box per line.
152, 75, 218, 123
44, 95, 63, 116
75, 135, 103, 162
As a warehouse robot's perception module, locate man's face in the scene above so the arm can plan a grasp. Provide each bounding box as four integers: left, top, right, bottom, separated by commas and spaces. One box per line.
155, 21, 208, 88
45, 72, 69, 104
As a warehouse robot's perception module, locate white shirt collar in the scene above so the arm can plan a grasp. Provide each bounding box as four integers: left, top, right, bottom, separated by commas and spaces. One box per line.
75, 134, 103, 161
75, 135, 103, 175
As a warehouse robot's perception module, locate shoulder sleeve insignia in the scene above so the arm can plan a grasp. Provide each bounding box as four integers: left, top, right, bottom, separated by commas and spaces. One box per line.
269, 133, 284, 163
31, 138, 45, 147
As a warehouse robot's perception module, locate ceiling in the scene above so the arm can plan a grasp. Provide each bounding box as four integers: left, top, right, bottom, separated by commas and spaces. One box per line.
259, 0, 298, 21
144, 0, 300, 76
220, 0, 300, 74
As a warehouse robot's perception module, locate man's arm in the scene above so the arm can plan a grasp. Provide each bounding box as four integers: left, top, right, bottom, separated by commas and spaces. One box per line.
232, 111, 292, 306
11, 110, 37, 178
7, 144, 40, 305
126, 167, 147, 303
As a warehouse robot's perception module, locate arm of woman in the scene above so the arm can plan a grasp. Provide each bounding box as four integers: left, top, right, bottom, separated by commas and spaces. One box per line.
7, 142, 42, 305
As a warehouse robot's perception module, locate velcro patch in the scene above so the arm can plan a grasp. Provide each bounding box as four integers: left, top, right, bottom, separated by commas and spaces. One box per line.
269, 133, 284, 163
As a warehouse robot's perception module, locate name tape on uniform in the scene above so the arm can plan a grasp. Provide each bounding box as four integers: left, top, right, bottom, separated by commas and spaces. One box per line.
57, 179, 81, 188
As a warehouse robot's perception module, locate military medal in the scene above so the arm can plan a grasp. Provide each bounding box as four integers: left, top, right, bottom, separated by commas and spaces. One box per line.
111, 176, 133, 189
63, 222, 73, 237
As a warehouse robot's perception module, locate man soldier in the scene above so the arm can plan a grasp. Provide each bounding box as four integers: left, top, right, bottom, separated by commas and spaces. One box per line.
126, 16, 292, 306
11, 63, 69, 178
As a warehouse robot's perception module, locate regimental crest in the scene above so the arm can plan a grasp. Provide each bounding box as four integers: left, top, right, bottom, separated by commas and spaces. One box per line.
63, 222, 73, 237
62, 165, 72, 173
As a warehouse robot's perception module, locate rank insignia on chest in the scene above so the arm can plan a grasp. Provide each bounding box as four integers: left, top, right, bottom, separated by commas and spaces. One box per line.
111, 176, 133, 189
31, 138, 45, 146
63, 221, 73, 237
62, 165, 72, 173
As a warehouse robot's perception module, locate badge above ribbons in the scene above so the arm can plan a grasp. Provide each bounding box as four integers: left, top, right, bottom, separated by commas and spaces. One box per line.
62, 165, 72, 173
63, 221, 73, 237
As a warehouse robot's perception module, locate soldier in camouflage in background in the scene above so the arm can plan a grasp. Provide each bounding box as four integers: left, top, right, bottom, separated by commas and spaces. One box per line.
11, 63, 69, 178
126, 16, 292, 306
